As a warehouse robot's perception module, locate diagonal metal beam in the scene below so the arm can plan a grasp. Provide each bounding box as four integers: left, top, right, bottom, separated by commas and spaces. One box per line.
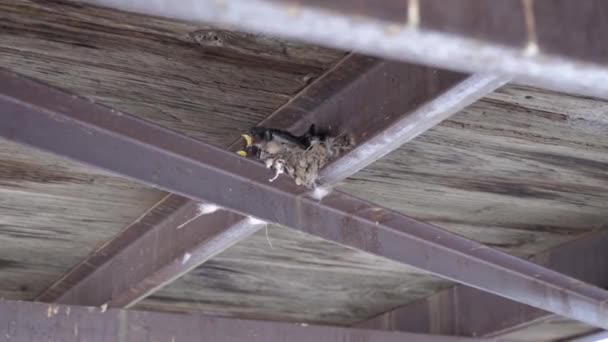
0, 300, 495, 342
358, 229, 608, 338
36, 195, 256, 308
32, 59, 503, 307
83, 0, 608, 99
3, 70, 608, 330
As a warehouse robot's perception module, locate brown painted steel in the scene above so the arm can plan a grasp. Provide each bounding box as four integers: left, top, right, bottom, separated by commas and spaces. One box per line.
33, 55, 380, 306
358, 229, 608, 337
1, 70, 608, 329
0, 300, 495, 342
36, 195, 257, 307
30, 59, 500, 308
84, 0, 608, 99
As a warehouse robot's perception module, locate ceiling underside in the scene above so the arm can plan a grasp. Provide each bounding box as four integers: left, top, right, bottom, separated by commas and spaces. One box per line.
0, 1, 607, 341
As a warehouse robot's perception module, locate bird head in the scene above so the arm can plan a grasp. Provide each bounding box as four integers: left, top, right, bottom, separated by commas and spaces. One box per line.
236, 127, 273, 155
248, 127, 273, 144
236, 132, 262, 158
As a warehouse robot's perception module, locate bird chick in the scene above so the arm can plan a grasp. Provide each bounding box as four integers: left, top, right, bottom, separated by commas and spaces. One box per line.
238, 125, 317, 160
237, 125, 354, 188
250, 126, 315, 152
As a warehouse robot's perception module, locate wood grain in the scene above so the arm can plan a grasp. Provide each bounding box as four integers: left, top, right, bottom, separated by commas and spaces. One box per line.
139, 82, 608, 327
0, 0, 344, 303
0, 138, 161, 300
0, 0, 345, 145
340, 84, 608, 258
137, 225, 449, 325
2, 1, 607, 338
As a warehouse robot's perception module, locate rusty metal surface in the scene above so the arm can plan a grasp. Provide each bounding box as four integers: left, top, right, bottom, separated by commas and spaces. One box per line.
84, 0, 608, 99
0, 300, 496, 342
34, 54, 378, 307
35, 194, 190, 303
36, 195, 258, 308
2, 71, 608, 329
358, 229, 608, 337
31, 54, 373, 306
29, 58, 501, 308
252, 56, 506, 184
318, 71, 507, 184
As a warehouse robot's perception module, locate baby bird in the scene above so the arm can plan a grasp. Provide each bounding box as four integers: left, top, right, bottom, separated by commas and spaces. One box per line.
238, 125, 353, 188
238, 125, 318, 160
250, 125, 316, 151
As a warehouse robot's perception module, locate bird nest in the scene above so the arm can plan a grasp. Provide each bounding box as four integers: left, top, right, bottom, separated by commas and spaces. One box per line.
262, 134, 354, 187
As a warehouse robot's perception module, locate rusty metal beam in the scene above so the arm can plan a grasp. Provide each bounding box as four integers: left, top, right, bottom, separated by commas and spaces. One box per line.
358, 229, 608, 338
0, 300, 494, 342
33, 59, 503, 307
83, 0, 608, 99
3, 70, 608, 330
36, 195, 258, 307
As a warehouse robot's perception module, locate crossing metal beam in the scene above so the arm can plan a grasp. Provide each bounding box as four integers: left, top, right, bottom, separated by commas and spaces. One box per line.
33, 59, 503, 307
359, 230, 608, 338
0, 299, 496, 342
2, 70, 608, 329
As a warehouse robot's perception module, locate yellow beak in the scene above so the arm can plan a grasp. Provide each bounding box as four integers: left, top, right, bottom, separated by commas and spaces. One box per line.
237, 150, 247, 157
242, 134, 253, 147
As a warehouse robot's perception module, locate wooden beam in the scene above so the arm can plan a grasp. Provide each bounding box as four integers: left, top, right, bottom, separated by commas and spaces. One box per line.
34, 57, 504, 307
0, 299, 494, 342
357, 230, 608, 337
3, 70, 608, 329
84, 0, 608, 99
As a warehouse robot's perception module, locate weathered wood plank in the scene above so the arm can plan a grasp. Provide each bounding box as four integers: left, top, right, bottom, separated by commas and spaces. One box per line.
496, 317, 595, 342
3, 1, 607, 337
486, 84, 608, 135
2, 0, 436, 327
0, 299, 493, 342
0, 0, 345, 145
348, 84, 606, 341
137, 225, 449, 325
0, 0, 345, 304
136, 84, 608, 327
341, 84, 608, 258
0, 138, 162, 300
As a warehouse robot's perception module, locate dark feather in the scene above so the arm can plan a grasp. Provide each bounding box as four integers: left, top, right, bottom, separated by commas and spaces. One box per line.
243, 125, 354, 187
249, 126, 318, 149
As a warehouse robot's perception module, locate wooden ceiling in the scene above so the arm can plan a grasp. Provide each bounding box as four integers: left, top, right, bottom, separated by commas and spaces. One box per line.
1, 1, 607, 341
